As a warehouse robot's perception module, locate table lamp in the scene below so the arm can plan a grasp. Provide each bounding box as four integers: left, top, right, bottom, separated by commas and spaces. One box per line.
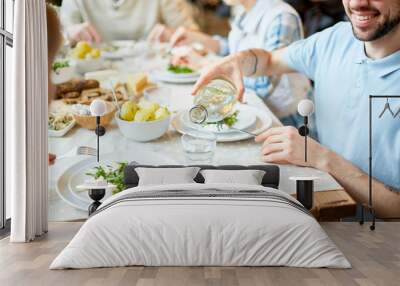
292, 100, 317, 210
77, 99, 108, 215
297, 99, 314, 162
90, 99, 107, 163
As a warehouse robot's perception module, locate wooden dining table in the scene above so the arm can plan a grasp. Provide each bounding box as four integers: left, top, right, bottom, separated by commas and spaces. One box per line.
48, 42, 356, 221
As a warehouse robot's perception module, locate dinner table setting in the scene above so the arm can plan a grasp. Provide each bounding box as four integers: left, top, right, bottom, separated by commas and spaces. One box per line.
48, 40, 345, 221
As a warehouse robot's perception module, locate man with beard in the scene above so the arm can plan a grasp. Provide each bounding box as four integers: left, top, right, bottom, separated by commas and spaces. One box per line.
192, 0, 400, 218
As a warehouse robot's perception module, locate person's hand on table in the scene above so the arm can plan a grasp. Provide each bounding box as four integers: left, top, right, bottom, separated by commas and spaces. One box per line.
169, 27, 220, 53
49, 153, 56, 166
67, 22, 101, 44
170, 47, 211, 71
191, 53, 246, 102
255, 126, 329, 168
147, 24, 174, 42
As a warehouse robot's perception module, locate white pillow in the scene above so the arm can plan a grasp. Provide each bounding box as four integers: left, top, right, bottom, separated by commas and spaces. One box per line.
136, 167, 200, 186
200, 169, 266, 185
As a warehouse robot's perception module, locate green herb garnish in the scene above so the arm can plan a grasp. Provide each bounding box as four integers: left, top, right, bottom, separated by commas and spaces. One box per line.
222, 111, 239, 127
52, 60, 70, 72
168, 64, 194, 74
86, 162, 127, 194
206, 111, 239, 131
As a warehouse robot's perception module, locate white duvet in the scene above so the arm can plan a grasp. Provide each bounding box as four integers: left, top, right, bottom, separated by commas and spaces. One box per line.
50, 183, 351, 269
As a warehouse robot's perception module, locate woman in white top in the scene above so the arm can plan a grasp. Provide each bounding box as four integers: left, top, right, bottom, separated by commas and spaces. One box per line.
171, 0, 312, 126
60, 0, 198, 43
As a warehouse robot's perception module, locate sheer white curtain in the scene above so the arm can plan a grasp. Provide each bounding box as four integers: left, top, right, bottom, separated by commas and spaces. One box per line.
9, 0, 48, 242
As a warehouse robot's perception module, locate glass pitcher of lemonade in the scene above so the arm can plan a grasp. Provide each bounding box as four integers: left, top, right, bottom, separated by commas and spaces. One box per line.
189, 79, 237, 124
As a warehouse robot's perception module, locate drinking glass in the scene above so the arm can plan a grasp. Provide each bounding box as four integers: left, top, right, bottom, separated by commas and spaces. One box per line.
181, 130, 217, 163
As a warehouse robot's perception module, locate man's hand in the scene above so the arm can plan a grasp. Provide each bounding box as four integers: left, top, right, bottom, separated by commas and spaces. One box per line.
49, 153, 56, 166
147, 24, 174, 42
256, 126, 400, 218
255, 126, 329, 169
169, 27, 220, 53
192, 53, 246, 101
170, 27, 196, 47
67, 22, 101, 44
170, 47, 211, 71
192, 48, 294, 101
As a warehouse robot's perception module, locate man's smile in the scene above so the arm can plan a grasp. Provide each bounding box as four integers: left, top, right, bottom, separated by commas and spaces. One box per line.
350, 9, 380, 29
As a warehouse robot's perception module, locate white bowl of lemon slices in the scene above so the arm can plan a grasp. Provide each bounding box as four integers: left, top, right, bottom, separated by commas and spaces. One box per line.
70, 41, 106, 74
115, 100, 171, 142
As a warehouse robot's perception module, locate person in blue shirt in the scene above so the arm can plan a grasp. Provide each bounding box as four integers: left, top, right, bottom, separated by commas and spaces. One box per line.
169, 0, 312, 127
192, 0, 400, 218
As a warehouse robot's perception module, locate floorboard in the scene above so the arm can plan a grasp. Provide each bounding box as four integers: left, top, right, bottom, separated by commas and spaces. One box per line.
0, 222, 399, 286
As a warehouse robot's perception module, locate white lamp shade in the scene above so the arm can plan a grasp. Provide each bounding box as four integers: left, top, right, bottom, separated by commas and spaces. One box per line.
297, 99, 315, 117
90, 99, 107, 116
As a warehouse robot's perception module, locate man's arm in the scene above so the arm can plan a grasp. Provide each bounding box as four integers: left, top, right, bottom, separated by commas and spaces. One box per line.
193, 24, 324, 97
192, 48, 296, 101
319, 147, 400, 218
255, 126, 400, 218
242, 48, 297, 77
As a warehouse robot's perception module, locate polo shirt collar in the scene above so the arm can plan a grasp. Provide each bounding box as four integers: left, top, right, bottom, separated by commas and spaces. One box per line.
355, 40, 400, 77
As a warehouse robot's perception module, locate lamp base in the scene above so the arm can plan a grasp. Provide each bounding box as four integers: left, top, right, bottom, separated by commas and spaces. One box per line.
296, 180, 314, 210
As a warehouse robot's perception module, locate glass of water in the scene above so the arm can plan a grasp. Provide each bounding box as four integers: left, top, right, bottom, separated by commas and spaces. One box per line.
181, 130, 217, 163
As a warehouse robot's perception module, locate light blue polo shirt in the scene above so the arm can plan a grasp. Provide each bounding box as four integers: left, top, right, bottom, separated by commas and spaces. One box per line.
283, 22, 400, 189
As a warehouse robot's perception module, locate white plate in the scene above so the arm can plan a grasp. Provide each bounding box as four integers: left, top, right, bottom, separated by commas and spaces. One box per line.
165, 70, 200, 79
151, 70, 199, 84
101, 41, 136, 59
172, 105, 272, 142
51, 66, 75, 84
181, 104, 257, 134
56, 150, 176, 211
70, 58, 109, 74
48, 119, 76, 137
109, 40, 135, 48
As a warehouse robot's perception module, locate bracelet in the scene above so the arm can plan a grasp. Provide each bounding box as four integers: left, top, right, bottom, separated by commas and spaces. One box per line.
248, 49, 258, 76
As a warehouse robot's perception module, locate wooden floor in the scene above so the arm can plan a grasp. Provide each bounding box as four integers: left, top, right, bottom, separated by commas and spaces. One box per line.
0, 222, 399, 286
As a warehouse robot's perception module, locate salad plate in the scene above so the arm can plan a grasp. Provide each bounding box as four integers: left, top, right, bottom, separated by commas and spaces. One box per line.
166, 70, 200, 79
181, 104, 257, 134
151, 69, 199, 84
164, 65, 200, 78
172, 105, 272, 142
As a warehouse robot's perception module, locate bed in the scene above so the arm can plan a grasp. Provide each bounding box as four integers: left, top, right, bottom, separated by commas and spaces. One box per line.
50, 164, 350, 269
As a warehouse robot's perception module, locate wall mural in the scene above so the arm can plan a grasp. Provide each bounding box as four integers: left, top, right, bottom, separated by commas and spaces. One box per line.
46, 0, 400, 228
